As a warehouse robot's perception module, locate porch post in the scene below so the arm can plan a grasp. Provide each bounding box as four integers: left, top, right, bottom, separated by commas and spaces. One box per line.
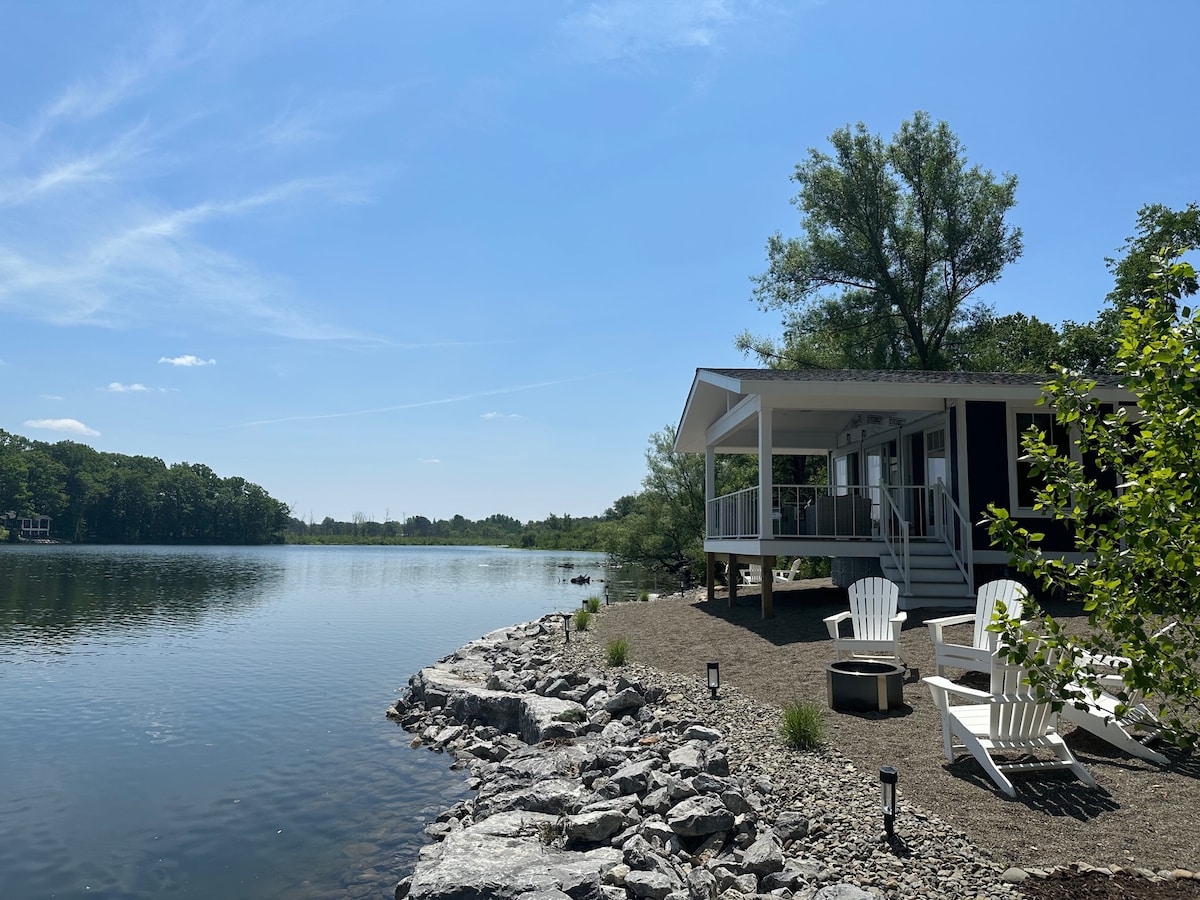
706, 552, 715, 602
758, 404, 774, 539
705, 447, 715, 539
761, 555, 775, 619
727, 553, 737, 608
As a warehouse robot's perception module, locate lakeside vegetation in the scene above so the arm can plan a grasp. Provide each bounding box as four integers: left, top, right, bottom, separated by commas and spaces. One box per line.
0, 429, 289, 545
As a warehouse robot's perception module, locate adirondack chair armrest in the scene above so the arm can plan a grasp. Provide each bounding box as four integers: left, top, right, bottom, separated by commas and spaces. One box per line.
923, 675, 991, 703
823, 610, 852, 639
925, 613, 973, 645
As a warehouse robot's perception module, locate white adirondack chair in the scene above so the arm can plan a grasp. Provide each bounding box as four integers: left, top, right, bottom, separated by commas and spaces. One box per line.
924, 648, 1097, 798
773, 559, 803, 583
926, 579, 1027, 677
1058, 625, 1176, 764
824, 577, 906, 665
740, 564, 763, 586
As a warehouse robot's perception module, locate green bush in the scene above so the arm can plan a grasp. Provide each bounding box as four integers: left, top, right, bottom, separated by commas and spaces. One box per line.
637, 589, 650, 602
780, 700, 825, 750
605, 637, 630, 667
572, 608, 591, 631
587, 595, 601, 613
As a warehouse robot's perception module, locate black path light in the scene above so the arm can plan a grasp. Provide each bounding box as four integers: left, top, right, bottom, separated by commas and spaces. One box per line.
604, 586, 609, 606
561, 612, 572, 644
880, 765, 898, 843
707, 662, 720, 700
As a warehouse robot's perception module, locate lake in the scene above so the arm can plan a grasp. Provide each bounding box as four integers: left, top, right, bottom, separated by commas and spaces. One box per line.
0, 544, 635, 899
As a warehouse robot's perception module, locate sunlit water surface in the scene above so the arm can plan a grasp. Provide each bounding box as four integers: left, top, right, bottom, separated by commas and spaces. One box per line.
0, 544, 610, 899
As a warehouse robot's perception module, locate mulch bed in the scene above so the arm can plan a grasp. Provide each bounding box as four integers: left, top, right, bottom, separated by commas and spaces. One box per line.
585, 579, 1200, 898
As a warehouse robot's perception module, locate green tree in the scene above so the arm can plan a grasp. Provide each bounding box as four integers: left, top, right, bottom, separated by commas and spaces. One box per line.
986, 251, 1200, 744
747, 111, 1023, 370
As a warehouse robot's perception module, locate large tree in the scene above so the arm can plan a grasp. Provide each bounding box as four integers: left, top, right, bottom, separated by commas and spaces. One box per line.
748, 112, 1023, 370
986, 250, 1200, 744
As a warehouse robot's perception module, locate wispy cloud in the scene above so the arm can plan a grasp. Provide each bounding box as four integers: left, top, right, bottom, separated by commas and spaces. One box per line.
417, 458, 441, 464
159, 355, 215, 367
482, 411, 522, 419
0, 10, 385, 343
103, 382, 150, 392
39, 394, 64, 401
559, 0, 738, 61
234, 372, 613, 428
24, 418, 100, 437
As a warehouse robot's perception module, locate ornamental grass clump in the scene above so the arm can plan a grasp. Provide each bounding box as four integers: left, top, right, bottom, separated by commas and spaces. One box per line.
637, 589, 650, 602
587, 596, 601, 613
605, 637, 630, 667
780, 700, 825, 750
572, 608, 591, 632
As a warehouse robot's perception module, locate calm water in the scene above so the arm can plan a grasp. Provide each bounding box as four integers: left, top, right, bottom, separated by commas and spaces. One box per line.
0, 544, 612, 899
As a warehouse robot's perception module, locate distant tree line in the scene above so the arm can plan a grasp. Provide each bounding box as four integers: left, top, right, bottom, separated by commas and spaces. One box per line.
0, 430, 290, 544
286, 510, 610, 551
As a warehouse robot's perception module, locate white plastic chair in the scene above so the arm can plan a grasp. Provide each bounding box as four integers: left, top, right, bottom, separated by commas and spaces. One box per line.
1058, 624, 1176, 764
823, 577, 906, 664
926, 579, 1027, 677
924, 648, 1097, 798
773, 559, 803, 583
740, 564, 762, 586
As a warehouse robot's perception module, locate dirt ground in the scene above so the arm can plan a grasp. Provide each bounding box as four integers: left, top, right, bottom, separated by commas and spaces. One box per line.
584, 579, 1200, 880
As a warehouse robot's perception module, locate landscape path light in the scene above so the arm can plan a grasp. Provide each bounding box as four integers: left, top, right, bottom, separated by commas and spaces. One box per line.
880, 765, 898, 843
561, 612, 572, 644
604, 587, 609, 606
707, 662, 720, 700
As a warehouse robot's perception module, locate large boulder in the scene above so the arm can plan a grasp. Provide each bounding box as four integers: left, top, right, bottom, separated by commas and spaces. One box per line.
665, 797, 735, 837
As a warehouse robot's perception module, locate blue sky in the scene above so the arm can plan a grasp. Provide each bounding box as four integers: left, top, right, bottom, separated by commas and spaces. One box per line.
2, 2, 1198, 524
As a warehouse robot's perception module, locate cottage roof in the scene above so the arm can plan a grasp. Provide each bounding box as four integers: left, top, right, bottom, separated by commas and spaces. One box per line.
675, 368, 1134, 454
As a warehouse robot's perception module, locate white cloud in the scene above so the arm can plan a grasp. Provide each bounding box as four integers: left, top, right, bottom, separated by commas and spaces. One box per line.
159, 355, 215, 367
39, 394, 64, 401
560, 0, 737, 61
482, 411, 522, 419
417, 457, 441, 464
24, 418, 100, 437
104, 382, 150, 392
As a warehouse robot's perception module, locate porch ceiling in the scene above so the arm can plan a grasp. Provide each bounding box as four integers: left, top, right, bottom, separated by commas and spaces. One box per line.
711, 406, 940, 455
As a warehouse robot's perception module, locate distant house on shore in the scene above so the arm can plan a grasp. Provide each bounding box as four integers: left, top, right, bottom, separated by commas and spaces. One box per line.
2, 511, 52, 540
674, 368, 1134, 615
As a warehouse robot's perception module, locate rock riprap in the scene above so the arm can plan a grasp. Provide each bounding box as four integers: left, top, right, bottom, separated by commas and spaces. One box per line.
387, 614, 1021, 900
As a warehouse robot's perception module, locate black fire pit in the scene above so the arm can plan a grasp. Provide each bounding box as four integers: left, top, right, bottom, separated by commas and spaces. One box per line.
826, 659, 904, 712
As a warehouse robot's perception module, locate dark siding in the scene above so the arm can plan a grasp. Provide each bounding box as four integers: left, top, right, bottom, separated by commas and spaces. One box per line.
966, 400, 1074, 554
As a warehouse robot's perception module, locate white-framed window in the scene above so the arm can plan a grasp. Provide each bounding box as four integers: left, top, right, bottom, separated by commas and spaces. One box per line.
1008, 407, 1073, 514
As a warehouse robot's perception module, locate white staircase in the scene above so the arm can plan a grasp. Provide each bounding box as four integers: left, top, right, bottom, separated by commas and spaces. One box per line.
880, 540, 974, 610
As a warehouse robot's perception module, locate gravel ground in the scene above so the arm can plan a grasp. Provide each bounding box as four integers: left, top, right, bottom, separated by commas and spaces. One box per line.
578, 579, 1200, 877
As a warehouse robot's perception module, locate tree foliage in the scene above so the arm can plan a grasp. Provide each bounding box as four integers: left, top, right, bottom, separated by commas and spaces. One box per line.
0, 430, 290, 544
750, 111, 1022, 370
985, 251, 1200, 744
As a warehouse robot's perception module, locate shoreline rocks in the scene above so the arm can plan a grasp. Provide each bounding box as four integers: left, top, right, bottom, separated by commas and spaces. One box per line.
386, 612, 1029, 900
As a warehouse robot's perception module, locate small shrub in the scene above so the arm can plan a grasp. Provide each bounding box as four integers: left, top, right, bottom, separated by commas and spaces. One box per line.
605, 637, 630, 667
587, 595, 601, 613
637, 589, 650, 602
780, 700, 825, 750
553, 706, 586, 723
572, 608, 591, 631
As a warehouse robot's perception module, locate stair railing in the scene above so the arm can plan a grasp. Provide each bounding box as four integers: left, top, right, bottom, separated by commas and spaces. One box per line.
931, 480, 972, 589
879, 487, 910, 595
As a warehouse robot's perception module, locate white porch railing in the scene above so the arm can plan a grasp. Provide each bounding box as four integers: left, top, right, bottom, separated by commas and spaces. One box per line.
707, 484, 880, 540
879, 488, 910, 594
930, 480, 973, 588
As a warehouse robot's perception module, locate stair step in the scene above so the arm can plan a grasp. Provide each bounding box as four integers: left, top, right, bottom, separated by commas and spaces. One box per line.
883, 567, 966, 584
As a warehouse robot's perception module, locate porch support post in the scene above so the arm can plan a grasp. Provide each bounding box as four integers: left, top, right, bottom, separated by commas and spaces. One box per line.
706, 552, 715, 602
761, 554, 775, 619
727, 553, 737, 608
705, 447, 715, 538
758, 404, 774, 539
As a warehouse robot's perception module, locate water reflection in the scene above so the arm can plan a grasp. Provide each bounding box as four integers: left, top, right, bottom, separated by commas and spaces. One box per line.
0, 545, 608, 899
0, 546, 283, 644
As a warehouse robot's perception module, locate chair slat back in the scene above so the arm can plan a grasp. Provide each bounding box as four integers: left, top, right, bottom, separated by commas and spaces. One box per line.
973, 579, 1026, 652
848, 577, 899, 641
988, 645, 1057, 740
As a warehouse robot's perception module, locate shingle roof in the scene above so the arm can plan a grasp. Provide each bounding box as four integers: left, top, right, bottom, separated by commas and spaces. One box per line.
699, 368, 1125, 389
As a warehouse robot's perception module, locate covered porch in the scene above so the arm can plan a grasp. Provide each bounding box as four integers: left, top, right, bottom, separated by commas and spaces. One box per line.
676, 369, 979, 617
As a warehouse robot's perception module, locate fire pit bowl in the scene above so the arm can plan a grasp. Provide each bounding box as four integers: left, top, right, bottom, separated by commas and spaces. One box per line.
826, 659, 904, 712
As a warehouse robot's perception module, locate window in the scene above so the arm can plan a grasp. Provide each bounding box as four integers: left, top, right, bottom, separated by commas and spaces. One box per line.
1011, 410, 1072, 512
